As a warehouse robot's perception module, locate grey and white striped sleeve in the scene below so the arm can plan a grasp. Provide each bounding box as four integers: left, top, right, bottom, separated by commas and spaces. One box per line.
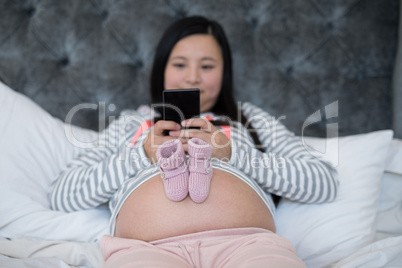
48, 110, 150, 212
229, 102, 338, 203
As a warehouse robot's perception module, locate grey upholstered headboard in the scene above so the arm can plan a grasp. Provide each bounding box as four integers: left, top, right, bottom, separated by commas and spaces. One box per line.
0, 0, 400, 138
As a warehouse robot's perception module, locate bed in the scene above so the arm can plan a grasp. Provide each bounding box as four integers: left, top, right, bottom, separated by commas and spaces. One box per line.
1, 1, 401, 267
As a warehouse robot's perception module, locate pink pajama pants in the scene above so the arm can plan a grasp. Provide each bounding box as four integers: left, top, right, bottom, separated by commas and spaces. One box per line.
101, 227, 306, 267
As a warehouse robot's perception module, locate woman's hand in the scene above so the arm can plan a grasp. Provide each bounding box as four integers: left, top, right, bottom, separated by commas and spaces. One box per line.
169, 118, 232, 161
143, 120, 181, 163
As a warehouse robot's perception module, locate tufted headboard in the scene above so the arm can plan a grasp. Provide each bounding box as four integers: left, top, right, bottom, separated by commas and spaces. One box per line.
0, 0, 400, 138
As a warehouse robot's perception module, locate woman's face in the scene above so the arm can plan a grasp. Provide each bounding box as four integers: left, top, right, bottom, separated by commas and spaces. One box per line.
164, 34, 224, 113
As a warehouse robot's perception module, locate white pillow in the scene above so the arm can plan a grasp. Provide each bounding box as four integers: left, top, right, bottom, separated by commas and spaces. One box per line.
0, 82, 109, 242
275, 130, 393, 267
375, 172, 402, 240
384, 139, 402, 175
375, 138, 402, 240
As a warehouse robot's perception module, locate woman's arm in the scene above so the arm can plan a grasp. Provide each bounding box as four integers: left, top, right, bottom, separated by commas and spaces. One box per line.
49, 110, 151, 212
229, 102, 338, 203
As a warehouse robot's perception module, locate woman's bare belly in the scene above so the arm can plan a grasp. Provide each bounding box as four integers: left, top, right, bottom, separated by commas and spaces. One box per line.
115, 169, 275, 242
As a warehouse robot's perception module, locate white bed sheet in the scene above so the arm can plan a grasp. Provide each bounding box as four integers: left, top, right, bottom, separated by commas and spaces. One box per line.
333, 236, 402, 268
0, 254, 72, 268
0, 237, 103, 268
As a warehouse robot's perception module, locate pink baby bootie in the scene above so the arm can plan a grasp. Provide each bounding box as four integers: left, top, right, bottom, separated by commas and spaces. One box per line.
156, 139, 189, 201
188, 138, 213, 203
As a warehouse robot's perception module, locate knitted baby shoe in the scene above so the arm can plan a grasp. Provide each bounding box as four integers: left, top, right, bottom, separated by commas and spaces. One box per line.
188, 138, 213, 203
156, 139, 189, 201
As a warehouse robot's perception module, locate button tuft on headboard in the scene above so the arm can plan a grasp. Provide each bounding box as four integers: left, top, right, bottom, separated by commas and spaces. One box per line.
25, 7, 36, 17
326, 22, 334, 31
59, 57, 70, 68
133, 60, 144, 70
248, 17, 259, 29
100, 10, 109, 21
174, 9, 187, 20
285, 66, 293, 77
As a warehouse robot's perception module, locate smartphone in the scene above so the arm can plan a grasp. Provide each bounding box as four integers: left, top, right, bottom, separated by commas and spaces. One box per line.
163, 88, 200, 128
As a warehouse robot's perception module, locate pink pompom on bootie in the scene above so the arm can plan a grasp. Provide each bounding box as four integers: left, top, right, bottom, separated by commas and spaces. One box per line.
156, 139, 189, 201
188, 138, 213, 203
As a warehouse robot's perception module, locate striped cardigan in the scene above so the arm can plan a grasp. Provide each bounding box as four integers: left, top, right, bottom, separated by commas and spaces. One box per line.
49, 102, 338, 224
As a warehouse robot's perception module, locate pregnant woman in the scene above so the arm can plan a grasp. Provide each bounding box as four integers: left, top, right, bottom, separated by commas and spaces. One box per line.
49, 16, 337, 267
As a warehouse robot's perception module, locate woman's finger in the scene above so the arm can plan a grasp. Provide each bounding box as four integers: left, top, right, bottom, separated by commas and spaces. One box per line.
153, 120, 181, 136
181, 118, 213, 132
169, 128, 207, 140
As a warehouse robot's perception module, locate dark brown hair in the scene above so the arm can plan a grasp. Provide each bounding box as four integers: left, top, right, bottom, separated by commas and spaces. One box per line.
150, 16, 262, 146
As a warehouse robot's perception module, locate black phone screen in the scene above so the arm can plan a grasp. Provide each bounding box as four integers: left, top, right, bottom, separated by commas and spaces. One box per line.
163, 88, 200, 126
